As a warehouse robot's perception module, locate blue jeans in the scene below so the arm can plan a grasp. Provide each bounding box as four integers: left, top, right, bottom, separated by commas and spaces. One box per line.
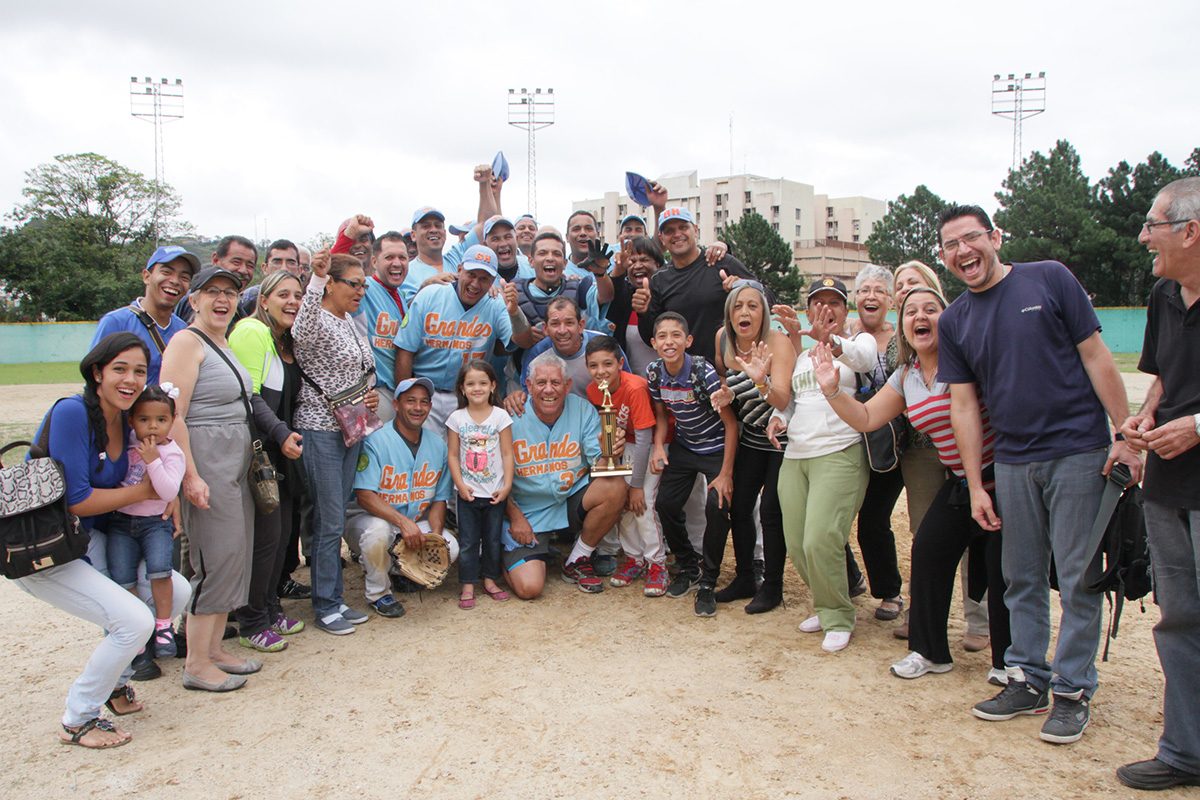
995, 448, 1107, 698
106, 513, 175, 589
1144, 500, 1200, 774
456, 495, 504, 584
300, 429, 362, 618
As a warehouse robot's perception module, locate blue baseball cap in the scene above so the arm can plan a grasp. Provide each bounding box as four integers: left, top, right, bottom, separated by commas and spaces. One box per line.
395, 376, 435, 397
658, 207, 695, 227
145, 245, 201, 275
619, 214, 647, 230
411, 206, 446, 226
460, 245, 500, 278
625, 171, 652, 207
517, 214, 537, 226
492, 151, 510, 183
483, 215, 514, 237
448, 220, 475, 236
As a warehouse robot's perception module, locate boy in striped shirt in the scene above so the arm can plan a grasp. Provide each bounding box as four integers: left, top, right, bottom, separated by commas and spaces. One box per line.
646, 312, 738, 616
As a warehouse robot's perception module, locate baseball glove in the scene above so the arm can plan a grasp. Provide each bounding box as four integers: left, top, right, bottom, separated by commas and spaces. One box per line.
391, 532, 451, 588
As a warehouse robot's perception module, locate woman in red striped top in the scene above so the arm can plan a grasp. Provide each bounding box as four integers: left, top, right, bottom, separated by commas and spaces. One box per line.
812, 287, 1011, 683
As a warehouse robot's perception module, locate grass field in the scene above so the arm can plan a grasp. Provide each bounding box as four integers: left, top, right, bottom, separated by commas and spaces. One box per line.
1112, 352, 1143, 373
0, 362, 82, 385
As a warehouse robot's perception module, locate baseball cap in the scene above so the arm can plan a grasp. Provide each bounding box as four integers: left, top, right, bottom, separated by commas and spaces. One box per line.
448, 220, 475, 236
483, 215, 514, 238
395, 376, 435, 397
658, 207, 695, 227
807, 276, 849, 302
145, 245, 201, 276
191, 265, 242, 292
625, 172, 652, 207
460, 245, 500, 278
492, 150, 510, 183
412, 207, 446, 226
516, 214, 537, 225
619, 214, 647, 230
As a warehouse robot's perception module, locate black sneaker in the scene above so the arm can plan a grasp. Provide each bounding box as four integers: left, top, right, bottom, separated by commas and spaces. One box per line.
1117, 759, 1200, 790
277, 579, 311, 599
1039, 695, 1090, 744
971, 680, 1050, 721
130, 647, 162, 682
694, 587, 717, 617
665, 567, 701, 599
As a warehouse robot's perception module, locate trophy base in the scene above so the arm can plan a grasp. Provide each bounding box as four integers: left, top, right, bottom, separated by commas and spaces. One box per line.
592, 463, 634, 478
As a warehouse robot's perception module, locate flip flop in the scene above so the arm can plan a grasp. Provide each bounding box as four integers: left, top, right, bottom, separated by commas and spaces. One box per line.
483, 586, 510, 602
459, 595, 476, 610
60, 718, 129, 749
103, 684, 142, 716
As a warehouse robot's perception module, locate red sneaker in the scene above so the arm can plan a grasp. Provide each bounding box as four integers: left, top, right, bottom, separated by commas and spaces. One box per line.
644, 563, 668, 597
562, 557, 604, 593
609, 557, 647, 588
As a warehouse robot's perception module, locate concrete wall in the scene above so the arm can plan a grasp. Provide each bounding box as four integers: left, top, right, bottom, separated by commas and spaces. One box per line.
0, 308, 1153, 365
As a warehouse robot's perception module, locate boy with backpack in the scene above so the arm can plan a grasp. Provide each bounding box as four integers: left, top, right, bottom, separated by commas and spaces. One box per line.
645, 312, 738, 616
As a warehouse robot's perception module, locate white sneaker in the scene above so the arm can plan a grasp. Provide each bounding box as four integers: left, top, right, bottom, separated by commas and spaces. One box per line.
891, 651, 953, 679
988, 668, 1009, 686
822, 631, 851, 652
799, 615, 822, 633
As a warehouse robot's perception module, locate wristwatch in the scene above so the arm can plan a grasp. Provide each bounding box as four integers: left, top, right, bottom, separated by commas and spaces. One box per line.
828, 334, 842, 351
1194, 413, 1200, 437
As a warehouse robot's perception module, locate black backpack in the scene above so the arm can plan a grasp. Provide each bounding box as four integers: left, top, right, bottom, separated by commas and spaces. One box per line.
1082, 463, 1153, 661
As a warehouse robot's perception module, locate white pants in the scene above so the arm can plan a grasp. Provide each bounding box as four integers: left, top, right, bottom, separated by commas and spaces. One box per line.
421, 390, 460, 445
344, 514, 459, 601
15, 557, 191, 728
375, 385, 396, 424
603, 471, 707, 564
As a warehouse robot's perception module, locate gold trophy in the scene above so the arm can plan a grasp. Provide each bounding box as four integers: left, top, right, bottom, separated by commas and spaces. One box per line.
593, 380, 633, 477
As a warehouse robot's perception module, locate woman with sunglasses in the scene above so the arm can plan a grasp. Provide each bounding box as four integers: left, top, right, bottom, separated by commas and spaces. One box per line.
710, 279, 796, 613
291, 250, 380, 636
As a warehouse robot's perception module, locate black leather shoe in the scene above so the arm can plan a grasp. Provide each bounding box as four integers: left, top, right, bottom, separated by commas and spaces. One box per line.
130, 648, 162, 681
1117, 758, 1200, 790
714, 573, 757, 603
745, 581, 783, 614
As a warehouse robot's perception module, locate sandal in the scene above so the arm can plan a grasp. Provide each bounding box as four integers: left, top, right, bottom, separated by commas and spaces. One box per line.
60, 718, 129, 749
104, 684, 142, 716
875, 597, 904, 621
483, 585, 510, 602
458, 594, 476, 610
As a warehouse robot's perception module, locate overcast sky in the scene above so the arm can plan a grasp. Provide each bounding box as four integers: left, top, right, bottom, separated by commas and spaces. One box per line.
1, 0, 1195, 248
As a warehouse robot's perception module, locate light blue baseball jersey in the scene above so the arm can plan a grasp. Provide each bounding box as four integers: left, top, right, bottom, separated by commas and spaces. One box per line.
509, 394, 601, 532
394, 282, 514, 391
353, 425, 451, 522
401, 257, 446, 306
353, 277, 406, 391
447, 228, 535, 280
92, 303, 188, 384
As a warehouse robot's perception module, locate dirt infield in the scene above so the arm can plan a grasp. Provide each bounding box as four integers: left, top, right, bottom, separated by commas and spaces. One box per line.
0, 377, 1177, 799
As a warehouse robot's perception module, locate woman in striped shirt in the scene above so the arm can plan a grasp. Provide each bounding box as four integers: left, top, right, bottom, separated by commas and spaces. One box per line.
813, 287, 1010, 682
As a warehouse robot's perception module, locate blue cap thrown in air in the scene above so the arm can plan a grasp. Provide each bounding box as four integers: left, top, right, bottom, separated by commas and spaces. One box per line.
493, 151, 510, 183
625, 172, 652, 207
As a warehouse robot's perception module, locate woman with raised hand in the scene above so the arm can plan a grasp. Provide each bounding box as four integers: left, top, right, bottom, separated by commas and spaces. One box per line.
290, 249, 380, 635
710, 279, 796, 614
813, 287, 1010, 680
161, 266, 260, 691
228, 270, 307, 653
14, 332, 191, 747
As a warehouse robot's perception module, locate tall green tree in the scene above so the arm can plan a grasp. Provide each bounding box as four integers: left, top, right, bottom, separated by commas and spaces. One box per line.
719, 210, 804, 305
864, 185, 964, 298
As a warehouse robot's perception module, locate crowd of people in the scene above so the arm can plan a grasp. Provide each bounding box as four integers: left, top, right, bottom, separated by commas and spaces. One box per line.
10, 165, 1200, 792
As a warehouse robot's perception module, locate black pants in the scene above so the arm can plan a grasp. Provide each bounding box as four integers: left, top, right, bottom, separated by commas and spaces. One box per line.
853, 466, 905, 600
909, 477, 1010, 668
235, 487, 293, 638
656, 442, 730, 588
726, 445, 785, 584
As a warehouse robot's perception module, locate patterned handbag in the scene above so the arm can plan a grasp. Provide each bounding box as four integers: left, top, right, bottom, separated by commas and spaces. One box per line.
0, 402, 90, 579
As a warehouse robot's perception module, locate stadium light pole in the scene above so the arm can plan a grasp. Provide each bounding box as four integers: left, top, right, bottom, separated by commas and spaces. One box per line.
507, 88, 555, 219
130, 77, 184, 246
991, 71, 1046, 173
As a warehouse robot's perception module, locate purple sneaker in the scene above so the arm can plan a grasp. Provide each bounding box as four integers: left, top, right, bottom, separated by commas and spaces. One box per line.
239, 629, 288, 653
272, 614, 305, 635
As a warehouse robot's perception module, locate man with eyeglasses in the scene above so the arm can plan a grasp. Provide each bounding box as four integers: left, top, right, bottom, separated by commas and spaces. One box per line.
935, 204, 1141, 745
394, 244, 538, 442
1117, 177, 1200, 790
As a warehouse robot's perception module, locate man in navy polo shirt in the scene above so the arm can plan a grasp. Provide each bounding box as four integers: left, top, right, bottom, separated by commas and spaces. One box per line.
92, 245, 199, 383
646, 312, 738, 617
936, 204, 1142, 745
1118, 177, 1200, 790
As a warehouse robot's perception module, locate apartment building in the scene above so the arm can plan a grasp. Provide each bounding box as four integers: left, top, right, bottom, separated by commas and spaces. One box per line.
572, 170, 887, 287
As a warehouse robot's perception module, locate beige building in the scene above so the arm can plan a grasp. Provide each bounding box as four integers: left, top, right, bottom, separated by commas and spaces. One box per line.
572, 171, 886, 288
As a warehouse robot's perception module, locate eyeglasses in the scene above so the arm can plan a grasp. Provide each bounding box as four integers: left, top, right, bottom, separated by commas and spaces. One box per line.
333, 277, 367, 292
855, 286, 889, 297
201, 287, 240, 300
941, 229, 992, 253
1142, 219, 1194, 232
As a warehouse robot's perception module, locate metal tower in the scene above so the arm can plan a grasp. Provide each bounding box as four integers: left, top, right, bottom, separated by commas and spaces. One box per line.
130, 77, 184, 245
991, 72, 1046, 173
507, 88, 555, 218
